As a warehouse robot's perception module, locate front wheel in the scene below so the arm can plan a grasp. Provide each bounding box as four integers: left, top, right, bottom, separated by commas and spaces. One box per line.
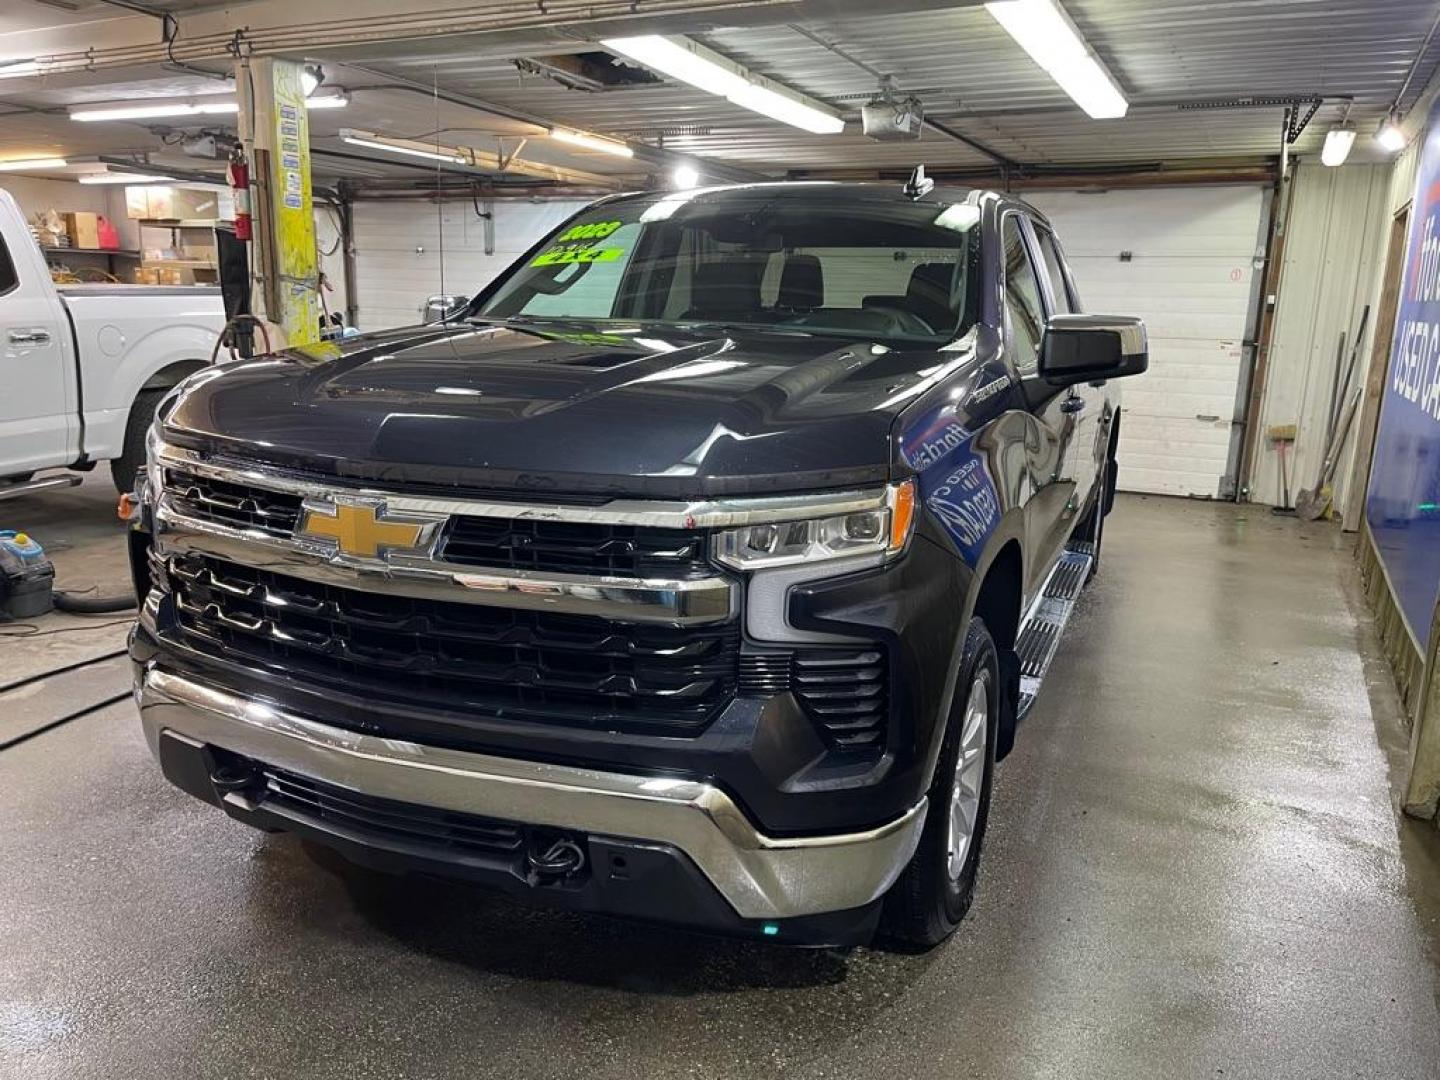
112, 389, 165, 494
880, 618, 1000, 948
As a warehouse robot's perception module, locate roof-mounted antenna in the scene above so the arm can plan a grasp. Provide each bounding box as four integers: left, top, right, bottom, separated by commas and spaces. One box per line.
904, 164, 934, 200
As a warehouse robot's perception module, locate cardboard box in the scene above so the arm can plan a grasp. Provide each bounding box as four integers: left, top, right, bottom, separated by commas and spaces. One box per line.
65, 212, 101, 250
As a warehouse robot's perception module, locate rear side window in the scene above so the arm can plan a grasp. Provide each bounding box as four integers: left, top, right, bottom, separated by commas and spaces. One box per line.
0, 234, 17, 296
1034, 227, 1076, 314
1001, 216, 1046, 373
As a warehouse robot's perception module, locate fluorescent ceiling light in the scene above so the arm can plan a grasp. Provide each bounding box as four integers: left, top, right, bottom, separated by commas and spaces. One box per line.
72, 93, 345, 123
1320, 126, 1356, 167
984, 0, 1128, 119
0, 157, 67, 171
79, 172, 170, 184
1376, 114, 1407, 153
672, 163, 700, 189
0, 59, 41, 79
728, 82, 844, 135
603, 36, 747, 98
549, 128, 634, 157
603, 34, 844, 134
71, 100, 239, 122
339, 128, 467, 164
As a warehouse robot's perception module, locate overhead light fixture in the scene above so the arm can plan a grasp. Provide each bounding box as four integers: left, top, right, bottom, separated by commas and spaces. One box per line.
603, 34, 844, 134
339, 128, 468, 165
1376, 112, 1407, 153
549, 128, 634, 157
728, 82, 844, 135
71, 100, 239, 122
0, 157, 67, 171
1321, 126, 1357, 167
983, 0, 1128, 119
0, 59, 41, 79
78, 172, 170, 185
304, 92, 348, 110
603, 35, 746, 97
301, 64, 325, 98
672, 162, 700, 189
71, 92, 345, 123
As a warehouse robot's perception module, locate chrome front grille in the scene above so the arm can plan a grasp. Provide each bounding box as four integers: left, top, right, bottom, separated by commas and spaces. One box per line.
440, 516, 709, 577
164, 468, 302, 538
161, 554, 739, 735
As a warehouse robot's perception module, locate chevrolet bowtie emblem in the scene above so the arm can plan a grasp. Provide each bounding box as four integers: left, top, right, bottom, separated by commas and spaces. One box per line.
297, 500, 434, 559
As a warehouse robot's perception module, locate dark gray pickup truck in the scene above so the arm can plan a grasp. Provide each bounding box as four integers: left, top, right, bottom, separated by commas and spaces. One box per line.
128, 180, 1146, 947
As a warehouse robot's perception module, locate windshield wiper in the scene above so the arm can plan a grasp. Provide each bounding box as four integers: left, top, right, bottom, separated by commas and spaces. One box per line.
669, 320, 810, 337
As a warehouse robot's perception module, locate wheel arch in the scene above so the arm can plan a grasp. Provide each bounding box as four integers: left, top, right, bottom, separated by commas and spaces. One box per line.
917, 510, 1028, 789
140, 358, 209, 394
966, 529, 1024, 762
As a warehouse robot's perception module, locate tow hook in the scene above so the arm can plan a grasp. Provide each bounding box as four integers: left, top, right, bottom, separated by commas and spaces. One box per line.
526, 831, 587, 883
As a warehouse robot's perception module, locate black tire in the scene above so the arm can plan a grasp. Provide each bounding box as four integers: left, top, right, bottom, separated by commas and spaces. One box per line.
880, 618, 1000, 948
113, 389, 165, 494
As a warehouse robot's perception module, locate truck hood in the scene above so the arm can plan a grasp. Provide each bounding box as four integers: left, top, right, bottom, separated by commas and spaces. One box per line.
165, 320, 980, 498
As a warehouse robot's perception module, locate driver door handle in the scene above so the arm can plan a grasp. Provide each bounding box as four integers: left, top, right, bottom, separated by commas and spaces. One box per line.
1059, 396, 1086, 414
7, 328, 52, 346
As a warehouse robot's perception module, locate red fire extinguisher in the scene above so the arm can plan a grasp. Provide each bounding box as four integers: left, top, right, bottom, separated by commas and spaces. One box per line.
229, 146, 251, 242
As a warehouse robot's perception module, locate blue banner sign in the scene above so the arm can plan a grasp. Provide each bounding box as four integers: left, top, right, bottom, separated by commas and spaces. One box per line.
1367, 98, 1440, 649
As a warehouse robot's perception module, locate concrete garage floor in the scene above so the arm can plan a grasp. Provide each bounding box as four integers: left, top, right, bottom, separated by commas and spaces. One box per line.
2, 474, 1439, 1080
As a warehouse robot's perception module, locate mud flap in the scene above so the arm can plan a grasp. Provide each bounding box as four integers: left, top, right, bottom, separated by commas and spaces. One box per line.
995, 646, 1021, 760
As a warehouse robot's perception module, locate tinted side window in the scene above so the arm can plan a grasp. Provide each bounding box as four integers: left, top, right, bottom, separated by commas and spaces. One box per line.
1002, 216, 1045, 373
1034, 227, 1075, 314
0, 234, 17, 296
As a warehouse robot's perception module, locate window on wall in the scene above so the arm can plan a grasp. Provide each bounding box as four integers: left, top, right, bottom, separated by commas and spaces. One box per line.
1034, 227, 1076, 314
1002, 216, 1046, 373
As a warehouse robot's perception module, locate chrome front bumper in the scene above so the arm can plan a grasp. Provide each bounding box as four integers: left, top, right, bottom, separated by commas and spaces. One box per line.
135, 666, 926, 921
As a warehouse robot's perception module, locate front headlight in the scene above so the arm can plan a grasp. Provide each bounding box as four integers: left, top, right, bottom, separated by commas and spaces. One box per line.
713, 479, 917, 570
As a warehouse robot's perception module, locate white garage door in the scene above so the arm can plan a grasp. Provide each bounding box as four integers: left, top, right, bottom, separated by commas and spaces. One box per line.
1026, 186, 1267, 497
353, 199, 590, 332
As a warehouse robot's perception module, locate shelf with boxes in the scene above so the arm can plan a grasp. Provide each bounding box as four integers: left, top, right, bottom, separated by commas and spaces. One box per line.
128, 186, 232, 286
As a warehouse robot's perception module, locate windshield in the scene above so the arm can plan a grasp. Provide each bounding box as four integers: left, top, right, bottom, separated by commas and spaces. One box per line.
477, 191, 982, 347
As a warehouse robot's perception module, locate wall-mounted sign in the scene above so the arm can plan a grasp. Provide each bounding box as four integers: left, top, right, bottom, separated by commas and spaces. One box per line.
1367, 96, 1440, 649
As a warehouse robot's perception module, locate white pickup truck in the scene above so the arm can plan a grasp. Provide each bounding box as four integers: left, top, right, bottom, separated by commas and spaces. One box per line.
0, 187, 226, 498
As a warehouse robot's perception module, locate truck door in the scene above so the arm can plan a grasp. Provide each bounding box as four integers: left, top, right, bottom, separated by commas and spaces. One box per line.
1032, 220, 1102, 518
0, 214, 71, 474
1000, 212, 1078, 592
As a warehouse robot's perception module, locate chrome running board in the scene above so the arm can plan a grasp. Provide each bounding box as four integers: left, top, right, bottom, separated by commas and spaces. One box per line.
1015, 541, 1094, 720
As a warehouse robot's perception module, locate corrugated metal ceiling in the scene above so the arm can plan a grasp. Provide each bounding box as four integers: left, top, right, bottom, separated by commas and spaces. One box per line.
1, 1, 1437, 180
338, 0, 1440, 171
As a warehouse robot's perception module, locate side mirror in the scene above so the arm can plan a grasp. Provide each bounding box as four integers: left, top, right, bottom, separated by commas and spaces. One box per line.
420, 294, 467, 324
1040, 315, 1148, 384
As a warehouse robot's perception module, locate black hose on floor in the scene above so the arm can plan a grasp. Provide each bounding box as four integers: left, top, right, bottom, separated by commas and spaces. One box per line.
53, 591, 136, 614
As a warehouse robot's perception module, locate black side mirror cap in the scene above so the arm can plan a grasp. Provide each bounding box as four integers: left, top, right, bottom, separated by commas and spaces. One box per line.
1040, 315, 1148, 385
